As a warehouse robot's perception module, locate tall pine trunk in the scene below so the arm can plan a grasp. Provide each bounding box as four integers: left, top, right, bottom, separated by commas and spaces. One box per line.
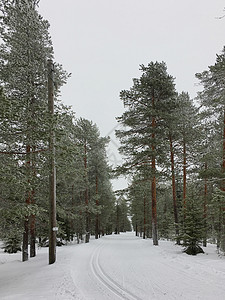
169, 134, 179, 242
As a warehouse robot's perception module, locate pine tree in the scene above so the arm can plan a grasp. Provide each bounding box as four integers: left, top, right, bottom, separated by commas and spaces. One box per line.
0, 0, 68, 261
116, 61, 176, 245
176, 93, 199, 215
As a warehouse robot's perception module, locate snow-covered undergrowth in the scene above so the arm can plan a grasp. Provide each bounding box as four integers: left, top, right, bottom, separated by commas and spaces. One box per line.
0, 233, 225, 299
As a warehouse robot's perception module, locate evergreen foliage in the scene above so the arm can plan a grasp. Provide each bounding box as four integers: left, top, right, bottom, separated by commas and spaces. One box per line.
116, 53, 225, 254
116, 61, 176, 245
2, 234, 22, 254
0, 0, 124, 262
179, 188, 205, 255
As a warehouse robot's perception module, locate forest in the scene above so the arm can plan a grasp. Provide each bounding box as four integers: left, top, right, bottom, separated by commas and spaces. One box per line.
0, 0, 225, 266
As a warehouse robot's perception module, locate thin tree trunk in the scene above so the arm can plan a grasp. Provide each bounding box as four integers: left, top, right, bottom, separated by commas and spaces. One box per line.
30, 189, 36, 257
143, 195, 146, 239
84, 142, 90, 243
30, 147, 36, 257
135, 223, 138, 236
203, 162, 208, 247
85, 190, 89, 243
77, 192, 82, 244
48, 59, 57, 265
169, 134, 179, 242
115, 203, 120, 234
95, 174, 99, 239
22, 217, 29, 262
151, 94, 158, 246
22, 145, 31, 262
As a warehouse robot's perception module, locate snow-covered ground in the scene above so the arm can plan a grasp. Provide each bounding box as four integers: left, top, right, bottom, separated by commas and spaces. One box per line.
0, 232, 225, 300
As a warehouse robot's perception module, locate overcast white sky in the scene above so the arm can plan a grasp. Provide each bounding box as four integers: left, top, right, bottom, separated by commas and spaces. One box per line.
39, 0, 225, 190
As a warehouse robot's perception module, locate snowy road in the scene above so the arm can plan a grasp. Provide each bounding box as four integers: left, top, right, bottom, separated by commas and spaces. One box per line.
1, 232, 225, 299
70, 233, 225, 300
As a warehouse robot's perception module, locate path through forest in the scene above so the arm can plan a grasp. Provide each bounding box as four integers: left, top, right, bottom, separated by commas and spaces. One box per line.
1, 232, 225, 299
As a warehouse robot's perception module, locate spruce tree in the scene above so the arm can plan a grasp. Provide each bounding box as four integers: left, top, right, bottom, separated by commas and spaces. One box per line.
181, 192, 204, 255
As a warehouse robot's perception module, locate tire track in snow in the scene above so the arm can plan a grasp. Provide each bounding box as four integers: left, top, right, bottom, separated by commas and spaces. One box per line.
90, 242, 142, 300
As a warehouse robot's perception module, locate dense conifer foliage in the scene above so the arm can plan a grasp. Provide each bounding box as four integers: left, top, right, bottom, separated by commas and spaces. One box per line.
0, 0, 120, 261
